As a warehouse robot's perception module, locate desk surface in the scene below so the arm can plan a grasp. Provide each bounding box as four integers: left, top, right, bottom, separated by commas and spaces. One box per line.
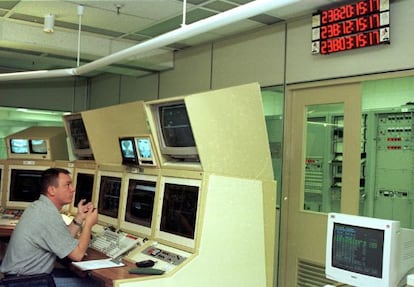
79, 248, 146, 287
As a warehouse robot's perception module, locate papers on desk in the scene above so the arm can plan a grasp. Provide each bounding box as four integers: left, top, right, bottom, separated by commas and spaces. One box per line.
72, 258, 125, 271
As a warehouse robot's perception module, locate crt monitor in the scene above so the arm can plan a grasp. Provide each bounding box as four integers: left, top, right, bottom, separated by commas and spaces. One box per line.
64, 114, 93, 160
73, 171, 95, 208
155, 176, 201, 250
121, 174, 157, 237
152, 101, 199, 161
326, 212, 414, 287
9, 139, 29, 154
118, 137, 138, 166
135, 135, 157, 166
7, 167, 46, 208
96, 172, 122, 227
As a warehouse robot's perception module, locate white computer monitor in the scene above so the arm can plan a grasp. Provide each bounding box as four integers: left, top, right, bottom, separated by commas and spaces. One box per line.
325, 212, 414, 287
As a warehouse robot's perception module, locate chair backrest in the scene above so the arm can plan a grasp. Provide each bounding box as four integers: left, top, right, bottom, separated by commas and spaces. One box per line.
0, 273, 56, 287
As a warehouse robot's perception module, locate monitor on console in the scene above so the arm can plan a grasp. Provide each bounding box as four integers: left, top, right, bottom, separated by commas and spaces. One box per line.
6, 166, 48, 208
72, 170, 95, 210
119, 137, 138, 166
29, 139, 48, 154
64, 113, 93, 160
326, 213, 414, 287
9, 139, 29, 155
150, 101, 199, 162
135, 135, 157, 167
95, 171, 123, 227
120, 174, 157, 237
154, 176, 201, 251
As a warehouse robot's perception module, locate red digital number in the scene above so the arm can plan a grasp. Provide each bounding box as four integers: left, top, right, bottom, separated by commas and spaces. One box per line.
320, 26, 327, 39
342, 19, 355, 35
368, 0, 380, 13
320, 41, 327, 54
356, 1, 368, 16
345, 36, 355, 50
356, 17, 368, 32
368, 30, 380, 45
356, 33, 368, 47
369, 14, 380, 29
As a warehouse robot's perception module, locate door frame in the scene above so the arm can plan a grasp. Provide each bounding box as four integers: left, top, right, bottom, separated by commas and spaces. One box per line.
278, 82, 362, 286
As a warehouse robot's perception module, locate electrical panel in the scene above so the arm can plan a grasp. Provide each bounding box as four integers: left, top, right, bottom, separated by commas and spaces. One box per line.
373, 111, 414, 227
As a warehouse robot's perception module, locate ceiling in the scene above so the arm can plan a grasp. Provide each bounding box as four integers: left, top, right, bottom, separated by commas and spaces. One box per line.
0, 0, 346, 78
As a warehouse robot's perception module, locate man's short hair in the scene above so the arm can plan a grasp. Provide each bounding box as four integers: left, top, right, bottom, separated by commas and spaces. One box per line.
41, 168, 71, 195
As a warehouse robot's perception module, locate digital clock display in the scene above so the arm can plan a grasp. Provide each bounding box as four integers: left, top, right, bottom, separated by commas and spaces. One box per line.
312, 0, 389, 55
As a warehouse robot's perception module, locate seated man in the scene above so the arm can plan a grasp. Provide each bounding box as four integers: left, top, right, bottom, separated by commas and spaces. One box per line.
1, 168, 101, 286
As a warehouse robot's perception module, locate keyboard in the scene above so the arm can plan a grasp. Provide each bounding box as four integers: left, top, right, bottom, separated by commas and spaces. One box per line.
89, 229, 140, 259
0, 208, 24, 226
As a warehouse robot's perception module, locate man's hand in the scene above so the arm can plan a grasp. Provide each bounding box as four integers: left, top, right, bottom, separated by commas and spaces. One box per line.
74, 199, 95, 224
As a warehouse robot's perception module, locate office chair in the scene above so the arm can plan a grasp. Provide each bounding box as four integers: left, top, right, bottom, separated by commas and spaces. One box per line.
0, 273, 56, 287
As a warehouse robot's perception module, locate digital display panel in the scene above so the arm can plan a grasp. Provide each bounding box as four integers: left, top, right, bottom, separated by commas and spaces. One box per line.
312, 0, 389, 54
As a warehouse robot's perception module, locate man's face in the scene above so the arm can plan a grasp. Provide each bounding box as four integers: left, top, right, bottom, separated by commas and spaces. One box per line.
54, 173, 75, 205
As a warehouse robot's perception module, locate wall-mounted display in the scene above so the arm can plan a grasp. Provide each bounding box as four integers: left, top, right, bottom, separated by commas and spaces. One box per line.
312, 0, 389, 55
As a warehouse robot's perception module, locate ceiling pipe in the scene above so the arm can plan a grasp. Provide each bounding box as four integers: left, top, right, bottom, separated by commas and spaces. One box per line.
0, 0, 299, 82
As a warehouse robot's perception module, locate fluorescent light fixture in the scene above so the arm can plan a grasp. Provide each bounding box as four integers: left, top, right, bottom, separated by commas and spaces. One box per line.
43, 14, 55, 33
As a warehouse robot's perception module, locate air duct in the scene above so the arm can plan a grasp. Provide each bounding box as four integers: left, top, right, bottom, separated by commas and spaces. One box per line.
0, 0, 299, 82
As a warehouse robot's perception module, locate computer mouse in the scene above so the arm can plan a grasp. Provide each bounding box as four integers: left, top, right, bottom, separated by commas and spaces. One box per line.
136, 259, 156, 268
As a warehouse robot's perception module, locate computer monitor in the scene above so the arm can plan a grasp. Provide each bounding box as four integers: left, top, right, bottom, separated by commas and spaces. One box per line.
64, 113, 94, 160
119, 137, 138, 166
6, 165, 48, 208
326, 213, 414, 287
120, 174, 157, 237
135, 135, 157, 167
9, 139, 29, 154
95, 171, 123, 227
72, 170, 95, 210
154, 176, 201, 251
150, 101, 199, 161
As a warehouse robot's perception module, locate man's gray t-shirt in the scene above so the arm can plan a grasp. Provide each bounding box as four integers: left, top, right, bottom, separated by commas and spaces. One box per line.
0, 195, 78, 275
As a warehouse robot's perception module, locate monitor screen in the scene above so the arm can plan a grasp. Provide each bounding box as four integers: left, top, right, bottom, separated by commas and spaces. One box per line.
64, 114, 93, 159
119, 137, 138, 166
160, 181, 199, 240
29, 139, 48, 154
97, 175, 122, 219
9, 169, 43, 202
159, 103, 195, 148
74, 172, 95, 206
135, 136, 156, 166
152, 101, 199, 161
331, 223, 384, 278
125, 178, 156, 228
10, 139, 29, 154
69, 118, 90, 150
